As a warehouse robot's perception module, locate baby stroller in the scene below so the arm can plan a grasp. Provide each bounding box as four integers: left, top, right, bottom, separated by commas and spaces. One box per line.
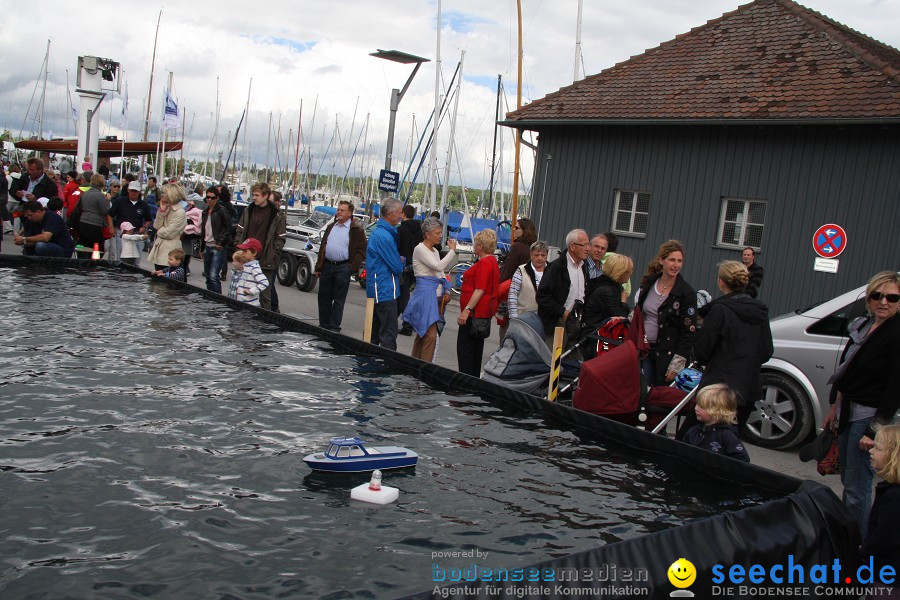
482, 312, 578, 397
572, 340, 698, 431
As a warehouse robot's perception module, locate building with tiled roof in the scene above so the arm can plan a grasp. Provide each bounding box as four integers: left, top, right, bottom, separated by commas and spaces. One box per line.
502, 0, 899, 449
505, 0, 900, 123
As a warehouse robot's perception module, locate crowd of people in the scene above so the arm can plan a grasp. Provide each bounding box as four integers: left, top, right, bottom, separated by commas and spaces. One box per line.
4, 164, 899, 563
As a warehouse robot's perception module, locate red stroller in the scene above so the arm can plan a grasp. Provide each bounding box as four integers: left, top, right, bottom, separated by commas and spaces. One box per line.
572, 340, 695, 432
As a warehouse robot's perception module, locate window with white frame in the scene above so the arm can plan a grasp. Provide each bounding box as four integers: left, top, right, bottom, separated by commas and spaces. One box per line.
717, 198, 767, 249
612, 190, 650, 236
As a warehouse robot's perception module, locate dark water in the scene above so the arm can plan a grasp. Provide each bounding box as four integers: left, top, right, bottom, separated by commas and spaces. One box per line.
0, 266, 772, 599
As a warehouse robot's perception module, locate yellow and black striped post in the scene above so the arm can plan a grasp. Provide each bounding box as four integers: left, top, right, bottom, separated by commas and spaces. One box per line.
363, 298, 375, 343
548, 326, 564, 402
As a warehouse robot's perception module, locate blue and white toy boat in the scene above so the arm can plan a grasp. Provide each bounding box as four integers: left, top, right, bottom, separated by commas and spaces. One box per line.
303, 437, 418, 472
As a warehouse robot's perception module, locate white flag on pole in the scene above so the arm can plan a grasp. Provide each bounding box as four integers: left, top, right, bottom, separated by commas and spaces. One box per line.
162, 88, 179, 130
119, 84, 129, 129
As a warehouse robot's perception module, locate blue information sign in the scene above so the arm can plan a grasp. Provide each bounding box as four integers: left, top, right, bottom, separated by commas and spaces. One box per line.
378, 169, 400, 193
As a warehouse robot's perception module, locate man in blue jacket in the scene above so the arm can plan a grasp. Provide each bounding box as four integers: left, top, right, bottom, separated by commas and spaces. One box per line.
366, 197, 405, 349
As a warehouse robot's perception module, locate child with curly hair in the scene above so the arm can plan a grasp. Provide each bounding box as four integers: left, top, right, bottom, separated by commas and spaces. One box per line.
682, 383, 750, 462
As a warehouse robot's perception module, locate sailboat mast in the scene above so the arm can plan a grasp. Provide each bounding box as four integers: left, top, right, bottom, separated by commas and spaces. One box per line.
487, 75, 501, 203
291, 100, 302, 203
439, 52, 464, 220
38, 40, 49, 140
305, 95, 318, 209
237, 78, 252, 188
265, 111, 273, 182
428, 0, 443, 212
574, 0, 584, 82
511, 0, 523, 223
141, 10, 162, 177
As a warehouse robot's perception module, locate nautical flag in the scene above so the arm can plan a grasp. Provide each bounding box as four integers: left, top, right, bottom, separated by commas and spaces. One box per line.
119, 84, 129, 129
162, 88, 179, 130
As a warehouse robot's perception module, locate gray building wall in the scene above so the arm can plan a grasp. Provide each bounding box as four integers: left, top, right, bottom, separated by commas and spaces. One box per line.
527, 124, 899, 316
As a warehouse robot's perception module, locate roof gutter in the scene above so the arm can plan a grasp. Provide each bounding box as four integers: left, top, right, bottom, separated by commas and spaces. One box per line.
498, 117, 900, 130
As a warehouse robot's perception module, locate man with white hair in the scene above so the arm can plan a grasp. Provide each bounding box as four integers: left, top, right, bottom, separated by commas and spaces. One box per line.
365, 197, 406, 349
537, 228, 590, 348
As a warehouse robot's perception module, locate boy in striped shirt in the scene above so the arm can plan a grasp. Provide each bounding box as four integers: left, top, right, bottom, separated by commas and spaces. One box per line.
230, 238, 268, 306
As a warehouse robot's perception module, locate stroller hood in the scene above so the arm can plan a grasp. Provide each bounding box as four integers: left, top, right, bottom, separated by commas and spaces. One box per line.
482, 312, 552, 383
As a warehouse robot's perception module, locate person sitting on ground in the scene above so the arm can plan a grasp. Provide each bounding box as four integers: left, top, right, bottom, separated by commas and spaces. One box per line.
13, 199, 76, 258
232, 238, 269, 307
119, 222, 147, 266
153, 248, 186, 282
682, 383, 750, 462
861, 424, 900, 582
227, 250, 250, 301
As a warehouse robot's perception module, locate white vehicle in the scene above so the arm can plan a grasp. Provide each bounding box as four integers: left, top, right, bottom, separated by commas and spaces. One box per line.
277, 211, 372, 292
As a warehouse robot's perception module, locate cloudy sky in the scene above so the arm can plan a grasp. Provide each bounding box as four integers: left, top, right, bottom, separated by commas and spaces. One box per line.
1, 0, 897, 194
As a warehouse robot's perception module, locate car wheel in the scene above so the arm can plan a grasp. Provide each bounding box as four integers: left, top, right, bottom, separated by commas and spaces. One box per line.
742, 372, 814, 450
295, 256, 317, 292
357, 264, 366, 289
277, 254, 297, 286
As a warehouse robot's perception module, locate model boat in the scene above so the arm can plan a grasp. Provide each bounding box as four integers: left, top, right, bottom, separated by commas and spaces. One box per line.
303, 437, 418, 472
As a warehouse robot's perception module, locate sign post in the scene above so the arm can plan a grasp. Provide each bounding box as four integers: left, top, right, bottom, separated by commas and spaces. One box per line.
378, 169, 400, 194
812, 223, 847, 273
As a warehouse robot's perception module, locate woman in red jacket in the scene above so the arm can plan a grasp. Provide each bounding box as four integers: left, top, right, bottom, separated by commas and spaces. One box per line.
456, 229, 500, 377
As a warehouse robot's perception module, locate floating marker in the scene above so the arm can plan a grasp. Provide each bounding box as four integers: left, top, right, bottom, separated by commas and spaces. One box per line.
350, 469, 399, 505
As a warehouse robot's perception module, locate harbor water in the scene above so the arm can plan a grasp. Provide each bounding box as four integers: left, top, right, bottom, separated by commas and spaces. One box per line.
0, 265, 774, 598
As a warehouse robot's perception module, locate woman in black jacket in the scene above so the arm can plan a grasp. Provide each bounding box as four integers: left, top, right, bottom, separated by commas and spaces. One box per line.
583, 254, 633, 331
636, 240, 697, 386
692, 260, 774, 428
824, 270, 900, 536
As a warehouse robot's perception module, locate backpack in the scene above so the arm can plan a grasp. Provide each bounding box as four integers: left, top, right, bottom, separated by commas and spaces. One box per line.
66, 197, 84, 230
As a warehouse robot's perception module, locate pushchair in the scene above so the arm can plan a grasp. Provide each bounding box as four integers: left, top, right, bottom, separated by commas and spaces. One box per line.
572, 340, 698, 432
482, 312, 579, 397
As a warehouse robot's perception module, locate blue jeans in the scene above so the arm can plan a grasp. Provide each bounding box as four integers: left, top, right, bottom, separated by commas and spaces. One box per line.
26, 241, 73, 258
203, 246, 227, 293
838, 417, 875, 537
317, 262, 351, 331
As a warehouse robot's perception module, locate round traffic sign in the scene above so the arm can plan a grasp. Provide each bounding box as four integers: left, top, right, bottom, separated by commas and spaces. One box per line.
812, 224, 847, 258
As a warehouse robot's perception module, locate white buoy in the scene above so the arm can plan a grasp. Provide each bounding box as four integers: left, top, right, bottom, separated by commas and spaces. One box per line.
350, 470, 399, 505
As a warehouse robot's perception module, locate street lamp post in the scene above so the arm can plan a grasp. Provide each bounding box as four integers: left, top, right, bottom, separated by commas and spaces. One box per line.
370, 49, 430, 175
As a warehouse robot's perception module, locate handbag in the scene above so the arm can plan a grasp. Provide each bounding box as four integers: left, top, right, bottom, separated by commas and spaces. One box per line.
799, 426, 840, 476
101, 224, 114, 239
470, 317, 492, 339
817, 435, 840, 476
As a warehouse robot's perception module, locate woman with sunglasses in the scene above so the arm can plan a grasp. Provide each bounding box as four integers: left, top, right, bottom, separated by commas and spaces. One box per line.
824, 270, 900, 536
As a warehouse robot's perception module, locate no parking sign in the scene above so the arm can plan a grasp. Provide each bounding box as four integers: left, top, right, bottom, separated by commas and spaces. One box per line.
812, 224, 847, 258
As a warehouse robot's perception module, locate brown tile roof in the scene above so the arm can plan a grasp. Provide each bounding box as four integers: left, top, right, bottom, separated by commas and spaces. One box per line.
505, 0, 900, 123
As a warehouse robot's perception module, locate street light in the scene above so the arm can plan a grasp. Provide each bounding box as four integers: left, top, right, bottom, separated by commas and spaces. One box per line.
370, 49, 430, 174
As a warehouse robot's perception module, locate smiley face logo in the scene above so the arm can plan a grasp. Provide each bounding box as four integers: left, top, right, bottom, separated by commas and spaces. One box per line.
668, 558, 696, 588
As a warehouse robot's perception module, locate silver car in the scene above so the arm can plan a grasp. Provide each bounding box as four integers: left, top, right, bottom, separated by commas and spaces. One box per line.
743, 283, 868, 449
